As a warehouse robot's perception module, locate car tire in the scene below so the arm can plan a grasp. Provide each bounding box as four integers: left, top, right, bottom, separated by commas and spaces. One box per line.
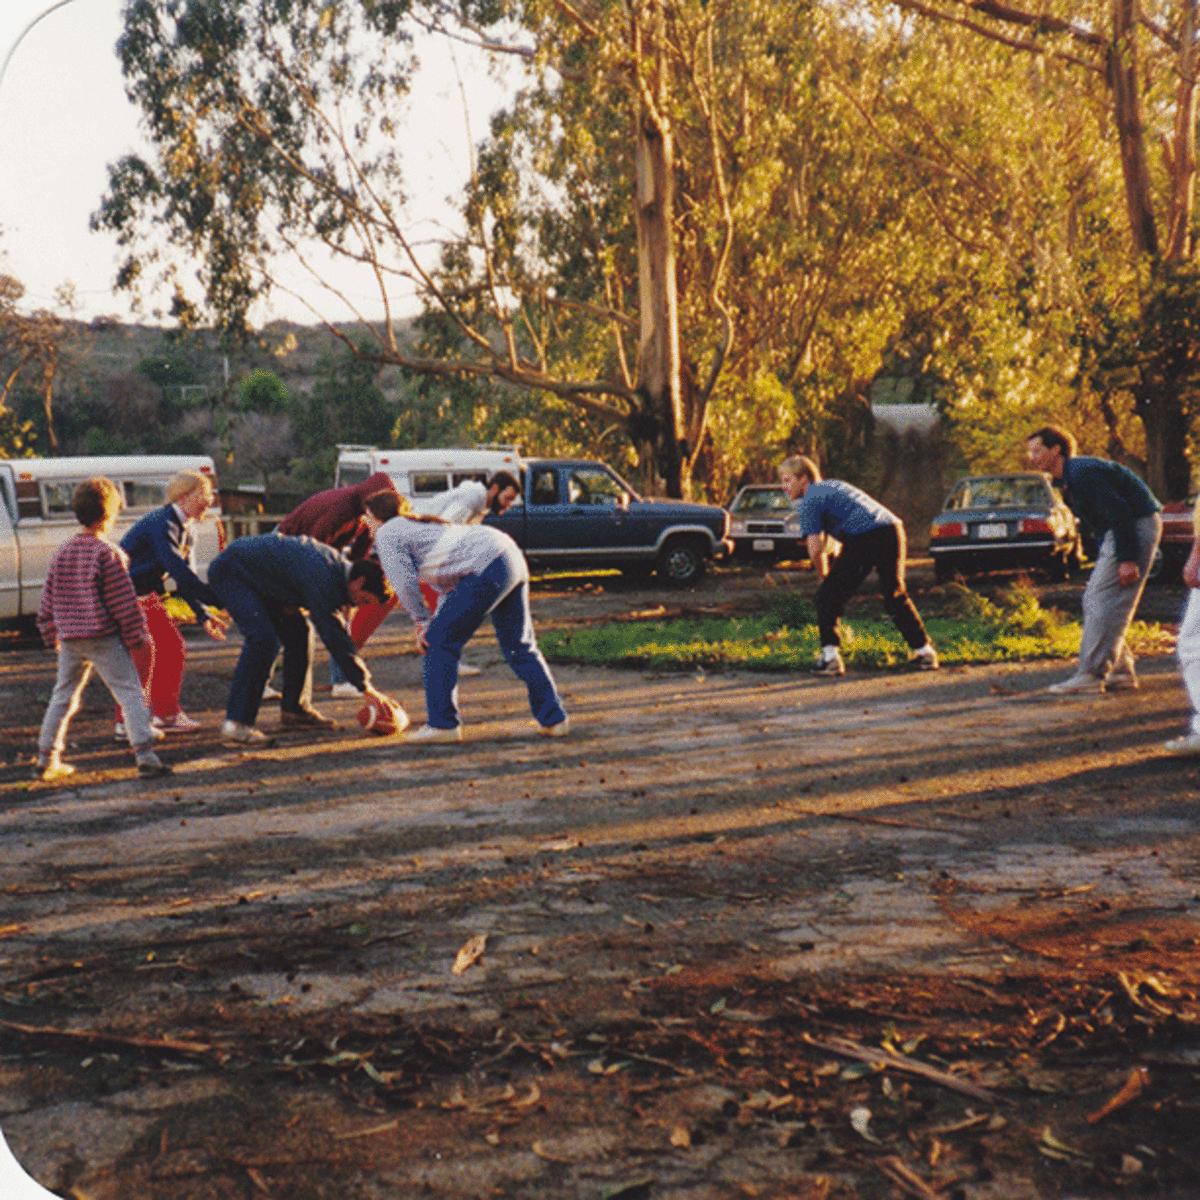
933, 558, 957, 584
656, 538, 706, 586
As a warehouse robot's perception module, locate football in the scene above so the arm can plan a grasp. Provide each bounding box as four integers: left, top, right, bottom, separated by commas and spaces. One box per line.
356, 697, 408, 736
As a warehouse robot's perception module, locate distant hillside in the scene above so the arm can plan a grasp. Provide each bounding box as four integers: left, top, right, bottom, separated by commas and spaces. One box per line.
58, 316, 421, 400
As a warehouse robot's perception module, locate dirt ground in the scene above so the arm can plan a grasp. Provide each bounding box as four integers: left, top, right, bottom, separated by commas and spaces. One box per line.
1, 563, 1198, 1200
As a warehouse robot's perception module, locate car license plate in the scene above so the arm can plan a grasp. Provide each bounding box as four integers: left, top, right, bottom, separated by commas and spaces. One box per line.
977, 523, 1007, 539
752, 538, 775, 551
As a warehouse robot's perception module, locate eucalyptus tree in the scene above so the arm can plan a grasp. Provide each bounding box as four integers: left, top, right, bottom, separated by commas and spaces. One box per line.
885, 0, 1200, 498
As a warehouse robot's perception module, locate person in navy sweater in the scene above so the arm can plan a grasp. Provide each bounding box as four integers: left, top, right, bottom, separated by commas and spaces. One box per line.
779, 454, 938, 677
1026, 425, 1162, 694
206, 534, 401, 745
119, 470, 229, 734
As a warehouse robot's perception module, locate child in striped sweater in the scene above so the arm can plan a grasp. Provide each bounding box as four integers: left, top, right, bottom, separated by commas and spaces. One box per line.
34, 477, 171, 782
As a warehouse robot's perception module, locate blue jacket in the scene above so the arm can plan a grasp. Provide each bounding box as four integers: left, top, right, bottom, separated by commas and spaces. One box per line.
121, 503, 221, 622
209, 534, 369, 690
1061, 457, 1161, 563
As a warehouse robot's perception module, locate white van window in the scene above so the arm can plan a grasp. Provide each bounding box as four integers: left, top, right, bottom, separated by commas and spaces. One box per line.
41, 481, 80, 519
411, 472, 450, 495
338, 464, 370, 488
15, 479, 40, 519
452, 471, 489, 487
122, 479, 169, 511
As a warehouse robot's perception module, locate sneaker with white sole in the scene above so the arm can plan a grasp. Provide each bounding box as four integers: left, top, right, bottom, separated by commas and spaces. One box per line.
812, 651, 846, 677
458, 663, 483, 677
406, 724, 463, 743
33, 759, 76, 783
910, 647, 939, 671
221, 720, 276, 747
262, 684, 283, 701
533, 718, 571, 738
1047, 672, 1105, 696
330, 681, 360, 699
157, 711, 202, 732
136, 755, 174, 779
114, 720, 166, 742
1164, 732, 1200, 756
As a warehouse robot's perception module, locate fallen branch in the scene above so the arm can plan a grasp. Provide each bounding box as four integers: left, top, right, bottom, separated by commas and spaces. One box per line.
0, 1017, 216, 1060
1086, 1067, 1149, 1125
801, 1033, 1002, 1105
875, 1154, 943, 1198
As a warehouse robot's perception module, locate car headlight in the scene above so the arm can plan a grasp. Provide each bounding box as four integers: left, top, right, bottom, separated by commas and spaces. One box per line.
730, 517, 747, 535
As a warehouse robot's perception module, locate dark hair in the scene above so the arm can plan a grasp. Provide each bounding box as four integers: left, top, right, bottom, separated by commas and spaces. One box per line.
365, 490, 405, 521
1027, 425, 1076, 458
73, 477, 121, 528
488, 470, 520, 494
348, 557, 393, 603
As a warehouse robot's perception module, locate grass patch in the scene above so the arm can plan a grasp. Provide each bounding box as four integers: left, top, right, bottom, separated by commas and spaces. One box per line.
540, 580, 1173, 672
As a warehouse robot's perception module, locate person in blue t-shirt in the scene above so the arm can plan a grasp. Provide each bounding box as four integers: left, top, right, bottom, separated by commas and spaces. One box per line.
1025, 425, 1161, 695
779, 455, 938, 676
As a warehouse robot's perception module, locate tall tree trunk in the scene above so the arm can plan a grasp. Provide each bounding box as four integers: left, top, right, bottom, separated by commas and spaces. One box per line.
633, 2, 686, 498
1135, 378, 1192, 500
40, 359, 59, 455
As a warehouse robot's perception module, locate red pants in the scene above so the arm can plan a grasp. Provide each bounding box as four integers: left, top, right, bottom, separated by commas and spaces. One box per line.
117, 592, 187, 721
346, 584, 433, 650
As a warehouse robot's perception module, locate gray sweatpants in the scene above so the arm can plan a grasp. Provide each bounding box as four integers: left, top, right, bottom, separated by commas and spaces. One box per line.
1176, 587, 1200, 735
38, 635, 156, 759
1078, 513, 1162, 679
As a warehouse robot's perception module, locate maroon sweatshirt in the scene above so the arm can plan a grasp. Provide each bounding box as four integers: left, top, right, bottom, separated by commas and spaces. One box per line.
275, 472, 396, 557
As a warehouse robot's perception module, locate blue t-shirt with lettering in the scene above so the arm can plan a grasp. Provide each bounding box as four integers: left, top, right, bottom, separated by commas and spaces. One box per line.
795, 480, 897, 540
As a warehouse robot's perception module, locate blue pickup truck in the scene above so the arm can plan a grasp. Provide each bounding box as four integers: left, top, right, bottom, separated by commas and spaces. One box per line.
484, 458, 731, 584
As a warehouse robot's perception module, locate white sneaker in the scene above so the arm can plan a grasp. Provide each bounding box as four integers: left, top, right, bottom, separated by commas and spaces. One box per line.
406, 724, 463, 743
114, 720, 166, 742
910, 647, 939, 671
533, 718, 571, 738
1164, 732, 1200, 756
220, 720, 276, 747
811, 651, 846, 677
458, 663, 483, 677
330, 681, 360, 699
262, 683, 283, 701
157, 711, 202, 732
1047, 673, 1105, 696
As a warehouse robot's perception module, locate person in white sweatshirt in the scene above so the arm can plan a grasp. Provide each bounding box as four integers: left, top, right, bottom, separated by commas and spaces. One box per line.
373, 515, 568, 742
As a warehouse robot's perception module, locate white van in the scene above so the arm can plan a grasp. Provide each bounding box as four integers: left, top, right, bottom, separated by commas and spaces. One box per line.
0, 455, 223, 623
334, 445, 522, 501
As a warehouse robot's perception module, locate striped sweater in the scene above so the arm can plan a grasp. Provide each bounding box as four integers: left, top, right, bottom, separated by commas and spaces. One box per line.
37, 532, 149, 649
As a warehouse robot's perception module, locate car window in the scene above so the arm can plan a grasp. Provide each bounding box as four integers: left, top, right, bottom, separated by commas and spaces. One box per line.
42, 480, 93, 519
948, 478, 1049, 510
530, 469, 559, 505
410, 472, 450, 495
567, 468, 626, 506
122, 479, 170, 511
733, 488, 791, 514
451, 471, 489, 486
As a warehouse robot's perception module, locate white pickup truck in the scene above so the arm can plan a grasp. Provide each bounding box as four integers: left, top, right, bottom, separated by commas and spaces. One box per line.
0, 455, 223, 624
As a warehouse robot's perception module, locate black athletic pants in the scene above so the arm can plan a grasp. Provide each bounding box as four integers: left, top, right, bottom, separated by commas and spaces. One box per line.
815, 522, 927, 651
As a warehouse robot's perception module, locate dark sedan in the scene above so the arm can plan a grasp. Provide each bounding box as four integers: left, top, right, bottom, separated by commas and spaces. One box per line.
929, 472, 1082, 582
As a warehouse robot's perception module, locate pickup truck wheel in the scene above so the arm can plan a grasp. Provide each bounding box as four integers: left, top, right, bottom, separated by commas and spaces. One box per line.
656, 539, 706, 586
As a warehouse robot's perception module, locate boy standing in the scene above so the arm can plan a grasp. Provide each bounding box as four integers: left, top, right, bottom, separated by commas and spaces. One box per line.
779, 455, 938, 676
34, 477, 172, 782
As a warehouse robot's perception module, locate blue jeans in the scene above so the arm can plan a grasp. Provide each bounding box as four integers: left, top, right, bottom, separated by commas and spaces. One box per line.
209, 558, 313, 725
423, 548, 566, 730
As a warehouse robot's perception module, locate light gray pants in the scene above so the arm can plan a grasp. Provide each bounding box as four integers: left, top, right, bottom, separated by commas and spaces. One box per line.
38, 635, 155, 759
1078, 513, 1162, 679
1176, 587, 1200, 735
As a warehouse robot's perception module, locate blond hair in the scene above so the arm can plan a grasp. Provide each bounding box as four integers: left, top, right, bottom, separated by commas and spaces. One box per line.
779, 454, 821, 483
166, 469, 212, 504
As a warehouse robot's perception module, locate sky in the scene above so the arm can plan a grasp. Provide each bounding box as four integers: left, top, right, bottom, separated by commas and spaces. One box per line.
0, 0, 509, 327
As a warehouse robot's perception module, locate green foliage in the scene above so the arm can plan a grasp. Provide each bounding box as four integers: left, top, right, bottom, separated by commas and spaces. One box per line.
136, 346, 198, 390
539, 581, 1170, 671
237, 368, 289, 413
